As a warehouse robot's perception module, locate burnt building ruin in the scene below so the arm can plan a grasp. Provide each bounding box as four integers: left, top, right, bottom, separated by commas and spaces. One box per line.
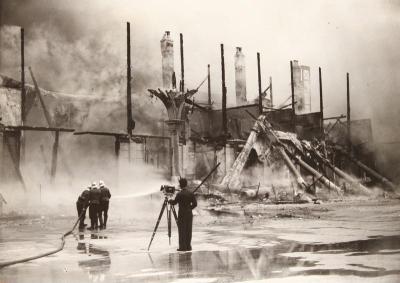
0, 26, 398, 200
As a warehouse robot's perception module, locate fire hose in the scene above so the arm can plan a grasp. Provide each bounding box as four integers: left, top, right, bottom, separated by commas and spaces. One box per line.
0, 207, 88, 269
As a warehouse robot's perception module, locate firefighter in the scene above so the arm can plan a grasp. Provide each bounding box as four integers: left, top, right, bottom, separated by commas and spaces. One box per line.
76, 186, 90, 229
88, 182, 102, 230
99, 180, 111, 229
169, 178, 197, 251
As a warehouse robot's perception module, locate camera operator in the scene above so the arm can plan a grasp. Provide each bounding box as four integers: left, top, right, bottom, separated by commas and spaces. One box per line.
169, 178, 197, 251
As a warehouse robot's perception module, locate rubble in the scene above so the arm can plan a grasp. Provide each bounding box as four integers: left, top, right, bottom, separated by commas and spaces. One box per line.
214, 113, 398, 206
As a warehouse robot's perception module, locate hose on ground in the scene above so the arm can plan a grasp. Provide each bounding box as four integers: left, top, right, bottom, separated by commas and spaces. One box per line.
0, 207, 88, 269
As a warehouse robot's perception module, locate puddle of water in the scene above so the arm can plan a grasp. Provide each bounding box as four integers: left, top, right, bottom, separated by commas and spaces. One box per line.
1, 201, 400, 283
63, 234, 400, 282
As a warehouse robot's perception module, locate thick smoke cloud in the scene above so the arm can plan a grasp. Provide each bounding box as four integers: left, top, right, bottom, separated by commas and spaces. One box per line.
0, 0, 166, 134
1, 1, 125, 93
1, 0, 399, 144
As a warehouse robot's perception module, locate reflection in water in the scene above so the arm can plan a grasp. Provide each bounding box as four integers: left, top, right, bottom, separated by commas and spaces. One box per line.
71, 232, 400, 283
77, 232, 111, 282
153, 235, 400, 282
164, 252, 194, 281
178, 252, 193, 277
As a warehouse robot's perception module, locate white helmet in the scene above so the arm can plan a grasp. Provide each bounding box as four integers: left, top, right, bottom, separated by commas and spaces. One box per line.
99, 180, 105, 188
91, 182, 97, 189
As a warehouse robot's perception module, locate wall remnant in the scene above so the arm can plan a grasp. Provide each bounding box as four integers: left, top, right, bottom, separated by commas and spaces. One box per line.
160, 31, 174, 89
292, 60, 311, 114
234, 47, 247, 106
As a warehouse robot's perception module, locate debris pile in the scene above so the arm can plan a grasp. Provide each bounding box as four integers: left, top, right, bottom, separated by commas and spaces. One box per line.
216, 114, 398, 204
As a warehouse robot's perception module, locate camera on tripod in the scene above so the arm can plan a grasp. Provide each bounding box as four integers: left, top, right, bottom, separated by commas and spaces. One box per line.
160, 185, 177, 195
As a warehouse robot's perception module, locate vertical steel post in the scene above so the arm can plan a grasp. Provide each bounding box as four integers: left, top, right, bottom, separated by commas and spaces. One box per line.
257, 53, 262, 114
50, 130, 59, 183
347, 72, 351, 152
20, 28, 25, 125
127, 22, 133, 136
207, 64, 211, 108
319, 67, 324, 138
20, 28, 25, 165
290, 61, 296, 131
114, 136, 120, 189
269, 76, 273, 108
180, 33, 184, 92
220, 44, 227, 138
207, 64, 213, 136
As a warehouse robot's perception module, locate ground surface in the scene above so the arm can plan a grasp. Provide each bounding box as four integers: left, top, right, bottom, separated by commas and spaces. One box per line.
0, 199, 400, 283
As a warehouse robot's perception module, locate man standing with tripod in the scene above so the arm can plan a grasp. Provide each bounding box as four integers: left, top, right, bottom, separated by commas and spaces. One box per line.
169, 178, 197, 251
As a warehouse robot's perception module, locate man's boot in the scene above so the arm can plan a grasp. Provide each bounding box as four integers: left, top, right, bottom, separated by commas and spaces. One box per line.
104, 215, 108, 229
88, 219, 94, 230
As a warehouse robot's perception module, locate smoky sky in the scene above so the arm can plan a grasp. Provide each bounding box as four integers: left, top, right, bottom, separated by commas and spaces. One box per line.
1, 0, 400, 142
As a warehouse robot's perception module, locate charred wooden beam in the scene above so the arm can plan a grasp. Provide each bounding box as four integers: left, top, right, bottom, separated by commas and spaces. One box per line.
323, 115, 346, 121
4, 125, 74, 132
303, 142, 370, 195
220, 114, 310, 200
276, 146, 308, 192
277, 102, 296, 110
333, 145, 397, 190
29, 67, 53, 125
74, 131, 126, 137
284, 147, 343, 195
245, 110, 257, 121
220, 124, 258, 188
28, 68, 74, 178
184, 98, 209, 111
74, 131, 171, 141
131, 134, 171, 140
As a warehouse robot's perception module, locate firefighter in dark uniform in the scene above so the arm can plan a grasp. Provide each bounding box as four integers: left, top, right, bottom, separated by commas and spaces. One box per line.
169, 178, 197, 251
99, 180, 111, 229
76, 186, 91, 229
89, 182, 103, 229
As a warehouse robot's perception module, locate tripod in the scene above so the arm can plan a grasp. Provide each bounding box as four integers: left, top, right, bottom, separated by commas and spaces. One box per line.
147, 196, 178, 250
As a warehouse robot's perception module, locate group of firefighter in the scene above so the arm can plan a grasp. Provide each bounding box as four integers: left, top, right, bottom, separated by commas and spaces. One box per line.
75, 177, 197, 251
76, 180, 111, 230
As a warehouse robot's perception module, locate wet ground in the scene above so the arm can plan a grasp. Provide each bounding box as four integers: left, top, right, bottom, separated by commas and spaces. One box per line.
0, 199, 400, 283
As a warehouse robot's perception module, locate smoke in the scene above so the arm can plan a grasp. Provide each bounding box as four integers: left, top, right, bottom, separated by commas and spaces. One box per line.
2, 0, 399, 141
0, 0, 168, 136
0, 0, 399, 210
1, 140, 170, 220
